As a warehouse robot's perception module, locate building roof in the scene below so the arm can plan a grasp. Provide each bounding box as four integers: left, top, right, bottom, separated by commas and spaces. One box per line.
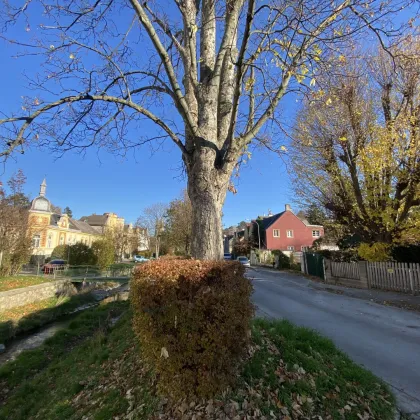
259, 212, 285, 229
69, 218, 100, 235
48, 213, 99, 235
258, 212, 324, 229
30, 196, 52, 212
79, 214, 108, 226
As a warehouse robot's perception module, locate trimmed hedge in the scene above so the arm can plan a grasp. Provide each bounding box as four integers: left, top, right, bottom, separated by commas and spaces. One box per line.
131, 259, 254, 399
272, 250, 291, 269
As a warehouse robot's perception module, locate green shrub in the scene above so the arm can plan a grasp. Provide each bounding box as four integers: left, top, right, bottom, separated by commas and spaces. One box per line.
51, 245, 68, 260
315, 249, 360, 262
392, 244, 420, 263
290, 262, 301, 271
51, 244, 96, 265
131, 259, 254, 399
357, 242, 391, 262
68, 243, 96, 265
92, 239, 115, 269
109, 263, 134, 269
272, 250, 290, 269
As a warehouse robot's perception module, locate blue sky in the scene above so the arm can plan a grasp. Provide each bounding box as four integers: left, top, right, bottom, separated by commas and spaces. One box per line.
0, 3, 414, 227
0, 5, 296, 227
0, 134, 293, 226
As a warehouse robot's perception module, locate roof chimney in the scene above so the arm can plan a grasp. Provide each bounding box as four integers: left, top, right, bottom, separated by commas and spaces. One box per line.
285, 204, 292, 212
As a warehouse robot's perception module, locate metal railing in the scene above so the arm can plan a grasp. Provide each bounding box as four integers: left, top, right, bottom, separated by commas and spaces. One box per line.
20, 263, 136, 280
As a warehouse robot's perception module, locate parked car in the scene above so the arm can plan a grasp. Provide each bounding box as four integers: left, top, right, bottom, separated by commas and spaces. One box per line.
134, 255, 149, 263
42, 259, 67, 274
237, 256, 251, 267
223, 253, 232, 260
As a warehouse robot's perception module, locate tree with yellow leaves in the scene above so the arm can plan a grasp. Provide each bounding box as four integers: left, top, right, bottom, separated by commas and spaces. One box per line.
290, 41, 420, 247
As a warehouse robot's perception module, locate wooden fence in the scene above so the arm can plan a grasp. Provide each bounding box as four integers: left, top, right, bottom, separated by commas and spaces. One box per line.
325, 260, 420, 295
367, 262, 420, 295
331, 262, 360, 280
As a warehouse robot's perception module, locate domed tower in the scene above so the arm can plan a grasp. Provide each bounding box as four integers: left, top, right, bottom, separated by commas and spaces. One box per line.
30, 178, 52, 213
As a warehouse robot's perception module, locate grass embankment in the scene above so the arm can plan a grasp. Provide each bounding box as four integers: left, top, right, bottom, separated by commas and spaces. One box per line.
0, 303, 395, 420
0, 293, 96, 343
0, 275, 54, 292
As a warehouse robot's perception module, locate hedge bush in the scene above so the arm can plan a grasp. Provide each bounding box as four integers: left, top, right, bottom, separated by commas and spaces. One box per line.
314, 249, 360, 262
357, 242, 391, 262
392, 244, 420, 263
272, 250, 290, 269
131, 259, 254, 399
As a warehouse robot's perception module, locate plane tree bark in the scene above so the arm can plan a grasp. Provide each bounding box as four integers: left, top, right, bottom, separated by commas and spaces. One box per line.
0, 0, 413, 259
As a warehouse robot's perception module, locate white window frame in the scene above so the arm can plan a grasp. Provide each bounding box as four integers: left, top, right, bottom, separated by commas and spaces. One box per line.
33, 234, 41, 248
286, 230, 293, 238
60, 235, 65, 245
287, 245, 295, 251
312, 230, 320, 237
273, 229, 280, 237
47, 234, 52, 249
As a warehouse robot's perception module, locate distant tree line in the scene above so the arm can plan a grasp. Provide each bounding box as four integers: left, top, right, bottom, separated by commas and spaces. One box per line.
0, 170, 32, 276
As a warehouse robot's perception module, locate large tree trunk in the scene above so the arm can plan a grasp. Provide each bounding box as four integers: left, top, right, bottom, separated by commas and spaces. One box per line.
187, 147, 229, 260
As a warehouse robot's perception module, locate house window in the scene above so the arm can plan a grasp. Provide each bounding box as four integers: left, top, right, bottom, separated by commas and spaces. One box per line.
60, 235, 64, 245
47, 234, 52, 248
312, 230, 320, 237
301, 246, 308, 251
286, 230, 293, 238
273, 229, 280, 237
287, 246, 295, 251
32, 234, 41, 248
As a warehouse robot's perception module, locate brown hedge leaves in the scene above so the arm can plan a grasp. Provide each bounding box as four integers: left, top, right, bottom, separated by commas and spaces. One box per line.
131, 259, 254, 399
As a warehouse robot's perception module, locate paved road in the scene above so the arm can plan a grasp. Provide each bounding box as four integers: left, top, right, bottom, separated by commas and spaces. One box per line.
248, 267, 420, 417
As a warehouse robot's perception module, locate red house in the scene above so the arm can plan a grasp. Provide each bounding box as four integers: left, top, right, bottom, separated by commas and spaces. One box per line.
257, 204, 323, 252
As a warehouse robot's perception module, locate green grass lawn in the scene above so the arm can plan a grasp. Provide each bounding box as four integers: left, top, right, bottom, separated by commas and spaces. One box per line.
0, 302, 395, 420
0, 293, 96, 343
0, 275, 54, 292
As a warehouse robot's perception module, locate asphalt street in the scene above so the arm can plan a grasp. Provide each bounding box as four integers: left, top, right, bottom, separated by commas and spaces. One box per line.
248, 267, 420, 417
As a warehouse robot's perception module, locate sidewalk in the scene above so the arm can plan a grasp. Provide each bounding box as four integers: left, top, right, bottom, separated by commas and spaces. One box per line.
252, 265, 420, 314
311, 281, 420, 313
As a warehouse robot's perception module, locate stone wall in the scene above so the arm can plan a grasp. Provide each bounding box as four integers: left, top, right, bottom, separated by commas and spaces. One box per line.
0, 280, 77, 311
